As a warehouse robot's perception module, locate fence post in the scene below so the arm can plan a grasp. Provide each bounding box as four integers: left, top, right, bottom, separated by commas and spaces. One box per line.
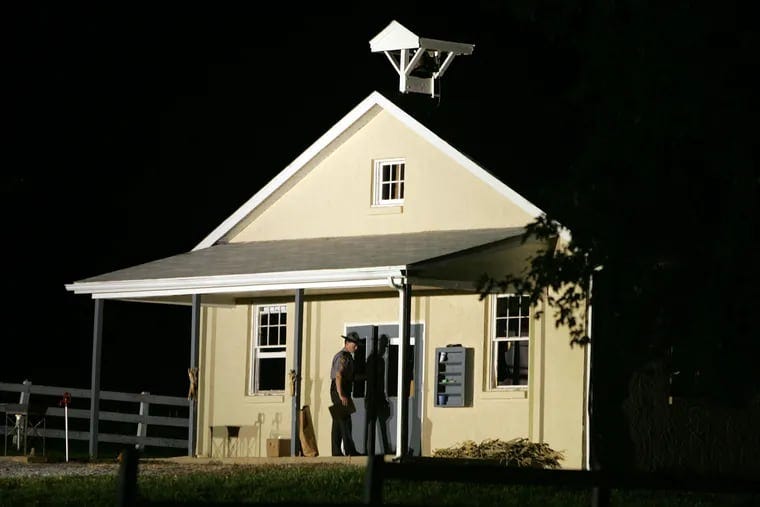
19, 380, 32, 454
20, 380, 32, 405
117, 446, 139, 507
591, 486, 610, 507
136, 392, 149, 450
363, 454, 384, 505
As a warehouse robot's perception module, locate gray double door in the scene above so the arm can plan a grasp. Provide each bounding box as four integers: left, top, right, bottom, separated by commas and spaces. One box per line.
346, 323, 424, 456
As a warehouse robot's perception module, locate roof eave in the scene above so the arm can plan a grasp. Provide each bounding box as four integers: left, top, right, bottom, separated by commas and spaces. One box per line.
65, 266, 406, 299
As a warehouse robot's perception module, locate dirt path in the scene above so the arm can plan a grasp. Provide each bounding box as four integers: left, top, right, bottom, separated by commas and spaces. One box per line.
0, 459, 227, 479
0, 454, 365, 479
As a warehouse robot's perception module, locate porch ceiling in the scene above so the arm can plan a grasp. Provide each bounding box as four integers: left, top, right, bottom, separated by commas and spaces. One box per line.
65, 228, 545, 300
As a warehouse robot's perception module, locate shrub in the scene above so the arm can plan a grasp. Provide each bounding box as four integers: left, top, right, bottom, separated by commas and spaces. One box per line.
433, 438, 565, 469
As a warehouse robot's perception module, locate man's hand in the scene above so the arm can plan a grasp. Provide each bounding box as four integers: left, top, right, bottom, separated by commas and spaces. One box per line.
340, 394, 349, 406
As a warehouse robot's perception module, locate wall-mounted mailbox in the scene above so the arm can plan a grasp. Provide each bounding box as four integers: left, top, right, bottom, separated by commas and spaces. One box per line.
434, 346, 471, 407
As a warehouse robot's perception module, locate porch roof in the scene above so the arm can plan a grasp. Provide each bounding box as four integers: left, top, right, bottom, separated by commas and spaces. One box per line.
66, 227, 543, 300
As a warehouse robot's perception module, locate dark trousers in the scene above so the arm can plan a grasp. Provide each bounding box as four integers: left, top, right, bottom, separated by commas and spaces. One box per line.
330, 386, 358, 456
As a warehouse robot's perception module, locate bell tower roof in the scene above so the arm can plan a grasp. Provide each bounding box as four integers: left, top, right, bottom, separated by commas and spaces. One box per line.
370, 20, 474, 98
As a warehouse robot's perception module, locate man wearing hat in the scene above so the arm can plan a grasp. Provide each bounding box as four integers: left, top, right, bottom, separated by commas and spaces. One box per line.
330, 331, 361, 456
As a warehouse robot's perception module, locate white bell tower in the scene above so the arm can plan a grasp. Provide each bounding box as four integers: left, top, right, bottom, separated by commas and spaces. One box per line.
370, 20, 474, 98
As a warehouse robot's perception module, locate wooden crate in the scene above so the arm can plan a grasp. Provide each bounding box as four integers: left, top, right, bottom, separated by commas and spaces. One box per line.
266, 438, 291, 457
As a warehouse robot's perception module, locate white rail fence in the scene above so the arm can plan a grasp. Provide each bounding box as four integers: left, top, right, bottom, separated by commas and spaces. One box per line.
0, 381, 191, 454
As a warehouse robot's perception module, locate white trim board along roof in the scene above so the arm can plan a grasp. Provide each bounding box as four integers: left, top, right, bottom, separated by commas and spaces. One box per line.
193, 90, 544, 251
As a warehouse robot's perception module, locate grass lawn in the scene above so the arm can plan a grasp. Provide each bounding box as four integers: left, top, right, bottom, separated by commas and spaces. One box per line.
1, 463, 757, 506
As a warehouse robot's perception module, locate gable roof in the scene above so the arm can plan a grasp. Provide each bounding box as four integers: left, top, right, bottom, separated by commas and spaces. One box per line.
193, 90, 544, 251
369, 20, 419, 51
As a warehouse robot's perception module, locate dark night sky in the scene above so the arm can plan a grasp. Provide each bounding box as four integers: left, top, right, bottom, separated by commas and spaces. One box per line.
4, 4, 756, 398
4, 5, 543, 396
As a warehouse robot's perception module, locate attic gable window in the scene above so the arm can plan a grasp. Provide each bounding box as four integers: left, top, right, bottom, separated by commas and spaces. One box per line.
373, 159, 405, 206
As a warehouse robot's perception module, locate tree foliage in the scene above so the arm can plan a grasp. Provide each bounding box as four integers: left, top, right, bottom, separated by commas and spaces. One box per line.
478, 215, 595, 346
481, 1, 759, 407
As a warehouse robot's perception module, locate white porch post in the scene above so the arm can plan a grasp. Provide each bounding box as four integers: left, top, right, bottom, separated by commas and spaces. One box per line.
395, 280, 412, 458
89, 298, 104, 459
189, 294, 201, 456
290, 289, 305, 456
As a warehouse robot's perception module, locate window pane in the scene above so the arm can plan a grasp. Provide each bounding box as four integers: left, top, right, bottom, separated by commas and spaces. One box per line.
496, 341, 510, 386
496, 341, 529, 386
383, 164, 390, 181
278, 325, 287, 345
259, 357, 286, 391
259, 327, 268, 346
280, 312, 287, 325
260, 313, 269, 326
508, 318, 519, 337
382, 184, 390, 200
496, 319, 507, 338
520, 317, 529, 337
516, 341, 529, 385
399, 164, 404, 180
269, 327, 279, 346
520, 297, 530, 315
496, 297, 508, 318
391, 164, 398, 180
508, 297, 519, 317
270, 312, 279, 325
390, 181, 397, 199
399, 181, 404, 198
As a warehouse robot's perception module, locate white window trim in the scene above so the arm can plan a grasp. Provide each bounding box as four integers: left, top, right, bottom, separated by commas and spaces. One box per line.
249, 304, 287, 395
372, 158, 405, 206
490, 294, 530, 390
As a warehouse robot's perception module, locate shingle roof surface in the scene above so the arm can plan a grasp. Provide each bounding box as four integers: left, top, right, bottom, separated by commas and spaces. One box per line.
78, 228, 525, 283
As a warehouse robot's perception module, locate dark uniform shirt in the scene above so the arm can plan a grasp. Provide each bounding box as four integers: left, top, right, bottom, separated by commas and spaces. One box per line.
330, 349, 355, 397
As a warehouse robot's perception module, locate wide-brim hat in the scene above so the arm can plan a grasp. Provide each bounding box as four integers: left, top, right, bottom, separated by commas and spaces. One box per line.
341, 332, 361, 344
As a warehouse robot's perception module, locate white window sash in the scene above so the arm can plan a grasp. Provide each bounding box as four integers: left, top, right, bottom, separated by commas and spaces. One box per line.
491, 296, 530, 389
257, 349, 286, 358
373, 158, 405, 206
251, 305, 287, 394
